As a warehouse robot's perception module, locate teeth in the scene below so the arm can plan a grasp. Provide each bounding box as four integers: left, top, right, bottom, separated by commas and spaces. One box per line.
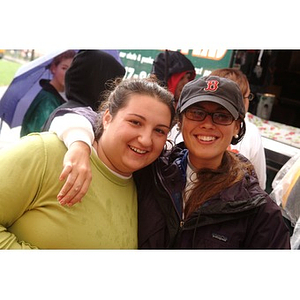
130, 146, 147, 154
198, 136, 216, 142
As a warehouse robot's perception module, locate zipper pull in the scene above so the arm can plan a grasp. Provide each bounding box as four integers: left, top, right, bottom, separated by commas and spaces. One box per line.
180, 220, 184, 228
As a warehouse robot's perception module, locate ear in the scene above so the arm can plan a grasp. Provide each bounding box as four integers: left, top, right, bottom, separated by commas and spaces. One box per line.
233, 120, 241, 136
50, 64, 56, 75
103, 109, 113, 129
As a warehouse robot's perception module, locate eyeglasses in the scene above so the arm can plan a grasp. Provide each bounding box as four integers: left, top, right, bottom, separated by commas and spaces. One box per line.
245, 93, 254, 101
184, 107, 235, 125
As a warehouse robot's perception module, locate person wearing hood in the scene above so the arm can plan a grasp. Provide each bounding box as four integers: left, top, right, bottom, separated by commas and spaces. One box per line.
20, 50, 76, 137
150, 50, 196, 109
151, 50, 196, 146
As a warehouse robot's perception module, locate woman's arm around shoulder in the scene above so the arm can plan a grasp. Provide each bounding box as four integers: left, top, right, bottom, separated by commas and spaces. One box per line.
49, 112, 95, 206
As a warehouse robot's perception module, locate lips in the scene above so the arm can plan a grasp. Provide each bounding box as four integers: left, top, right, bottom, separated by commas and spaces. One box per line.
196, 135, 217, 142
129, 145, 148, 154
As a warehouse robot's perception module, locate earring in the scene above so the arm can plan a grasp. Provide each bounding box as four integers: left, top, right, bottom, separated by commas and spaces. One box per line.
234, 134, 239, 139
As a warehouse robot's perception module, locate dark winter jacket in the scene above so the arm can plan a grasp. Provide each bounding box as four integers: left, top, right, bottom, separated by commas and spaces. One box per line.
42, 50, 125, 131
48, 104, 290, 249
134, 147, 291, 249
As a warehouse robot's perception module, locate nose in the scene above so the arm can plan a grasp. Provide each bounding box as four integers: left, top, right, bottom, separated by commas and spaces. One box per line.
138, 129, 153, 147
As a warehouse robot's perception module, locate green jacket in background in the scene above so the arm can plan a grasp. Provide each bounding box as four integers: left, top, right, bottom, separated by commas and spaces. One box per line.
20, 79, 66, 137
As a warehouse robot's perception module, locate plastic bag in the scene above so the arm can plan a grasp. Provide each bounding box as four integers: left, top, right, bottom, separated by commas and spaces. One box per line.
270, 152, 300, 210
270, 152, 300, 249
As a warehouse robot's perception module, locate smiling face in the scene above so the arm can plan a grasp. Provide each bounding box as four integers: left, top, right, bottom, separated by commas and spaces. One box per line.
181, 101, 240, 170
95, 94, 171, 176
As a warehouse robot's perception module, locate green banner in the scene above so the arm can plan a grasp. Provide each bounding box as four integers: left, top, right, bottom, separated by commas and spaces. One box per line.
119, 49, 233, 79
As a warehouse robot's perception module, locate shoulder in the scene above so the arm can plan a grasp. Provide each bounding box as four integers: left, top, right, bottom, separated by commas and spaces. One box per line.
0, 133, 64, 162
19, 132, 65, 153
252, 194, 289, 234
245, 120, 261, 137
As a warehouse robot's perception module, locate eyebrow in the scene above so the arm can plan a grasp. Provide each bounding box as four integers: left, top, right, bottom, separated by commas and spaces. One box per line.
128, 113, 170, 129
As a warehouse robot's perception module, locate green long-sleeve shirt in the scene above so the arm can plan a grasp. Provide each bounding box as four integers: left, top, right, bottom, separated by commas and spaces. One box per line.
0, 133, 137, 249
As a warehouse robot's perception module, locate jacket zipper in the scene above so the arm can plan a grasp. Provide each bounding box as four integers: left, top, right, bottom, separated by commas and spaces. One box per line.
156, 166, 184, 228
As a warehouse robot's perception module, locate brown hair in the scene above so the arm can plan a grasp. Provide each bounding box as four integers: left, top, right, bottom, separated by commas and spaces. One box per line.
184, 151, 254, 218
179, 68, 252, 217
50, 50, 76, 68
94, 78, 175, 140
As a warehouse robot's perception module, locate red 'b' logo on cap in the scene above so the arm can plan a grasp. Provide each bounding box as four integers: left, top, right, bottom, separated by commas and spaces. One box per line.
204, 80, 219, 92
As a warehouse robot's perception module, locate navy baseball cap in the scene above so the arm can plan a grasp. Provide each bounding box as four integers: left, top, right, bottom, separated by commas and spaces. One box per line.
177, 75, 245, 119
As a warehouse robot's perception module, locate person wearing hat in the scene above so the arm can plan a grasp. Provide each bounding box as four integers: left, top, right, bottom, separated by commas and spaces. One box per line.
169, 68, 267, 191
48, 76, 291, 249
137, 75, 290, 248
150, 50, 196, 108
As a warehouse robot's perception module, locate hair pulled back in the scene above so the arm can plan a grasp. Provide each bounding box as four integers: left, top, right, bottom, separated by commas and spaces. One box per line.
94, 78, 175, 140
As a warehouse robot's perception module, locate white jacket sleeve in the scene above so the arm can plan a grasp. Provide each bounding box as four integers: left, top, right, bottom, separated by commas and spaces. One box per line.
49, 113, 95, 150
231, 119, 266, 190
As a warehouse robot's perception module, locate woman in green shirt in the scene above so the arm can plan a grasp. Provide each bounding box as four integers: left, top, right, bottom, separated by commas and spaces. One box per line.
0, 78, 174, 249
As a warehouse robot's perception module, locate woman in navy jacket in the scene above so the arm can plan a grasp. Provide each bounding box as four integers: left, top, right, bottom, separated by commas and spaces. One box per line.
134, 76, 290, 249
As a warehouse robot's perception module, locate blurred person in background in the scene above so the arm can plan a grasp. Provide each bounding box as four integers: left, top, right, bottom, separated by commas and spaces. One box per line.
20, 50, 76, 136
150, 50, 196, 109
42, 50, 126, 131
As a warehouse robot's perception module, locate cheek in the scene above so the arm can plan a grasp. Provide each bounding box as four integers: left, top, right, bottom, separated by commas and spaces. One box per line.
225, 123, 240, 142
244, 101, 249, 112
156, 137, 168, 150
180, 118, 193, 135
149, 137, 168, 161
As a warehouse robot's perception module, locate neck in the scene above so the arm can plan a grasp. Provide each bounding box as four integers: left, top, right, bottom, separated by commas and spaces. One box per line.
188, 155, 223, 171
92, 140, 132, 178
50, 78, 64, 92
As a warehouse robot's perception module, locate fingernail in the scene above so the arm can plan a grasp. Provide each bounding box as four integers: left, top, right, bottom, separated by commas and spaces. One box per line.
58, 199, 65, 205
